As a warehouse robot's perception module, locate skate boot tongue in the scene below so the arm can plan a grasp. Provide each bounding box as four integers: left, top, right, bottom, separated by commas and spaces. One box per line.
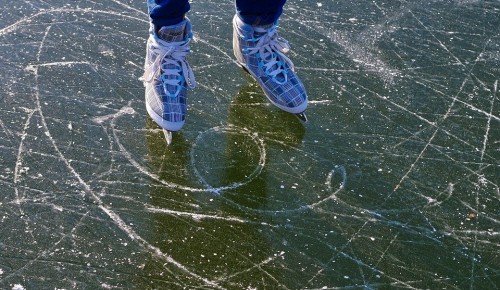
253, 23, 274, 35
254, 24, 288, 84
157, 21, 188, 42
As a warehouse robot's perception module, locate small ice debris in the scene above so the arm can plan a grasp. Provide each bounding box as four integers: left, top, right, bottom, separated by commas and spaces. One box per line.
447, 183, 454, 194
280, 185, 285, 189
68, 122, 73, 130
349, 18, 357, 22
25, 65, 36, 73
317, 2, 323, 7
478, 175, 487, 186
343, 275, 349, 279
370, 237, 375, 241
99, 45, 114, 57
0, 268, 3, 275
378, 168, 383, 172
12, 285, 25, 290
426, 197, 437, 203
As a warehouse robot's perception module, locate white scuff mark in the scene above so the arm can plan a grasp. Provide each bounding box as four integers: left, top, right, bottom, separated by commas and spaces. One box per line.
98, 44, 114, 57
146, 207, 249, 224
480, 79, 497, 163
448, 183, 455, 194
93, 106, 136, 125
25, 61, 95, 72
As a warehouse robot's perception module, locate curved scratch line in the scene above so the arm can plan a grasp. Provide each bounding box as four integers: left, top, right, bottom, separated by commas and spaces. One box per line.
146, 207, 250, 223
110, 107, 206, 193
307, 165, 347, 209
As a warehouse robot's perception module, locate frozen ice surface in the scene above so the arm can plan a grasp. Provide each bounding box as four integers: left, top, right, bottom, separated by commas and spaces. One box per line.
0, 0, 499, 289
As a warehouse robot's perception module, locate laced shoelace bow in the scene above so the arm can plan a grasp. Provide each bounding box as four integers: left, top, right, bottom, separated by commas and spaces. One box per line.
243, 27, 295, 84
142, 37, 196, 97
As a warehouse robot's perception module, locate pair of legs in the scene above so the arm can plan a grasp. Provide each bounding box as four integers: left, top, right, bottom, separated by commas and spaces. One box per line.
148, 0, 286, 28
143, 0, 308, 143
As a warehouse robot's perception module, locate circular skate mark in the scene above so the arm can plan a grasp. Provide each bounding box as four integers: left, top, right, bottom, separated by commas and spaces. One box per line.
112, 117, 267, 194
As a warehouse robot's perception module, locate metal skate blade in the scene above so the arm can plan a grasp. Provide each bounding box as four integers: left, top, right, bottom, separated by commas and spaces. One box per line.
238, 63, 251, 75
163, 129, 173, 145
295, 112, 308, 123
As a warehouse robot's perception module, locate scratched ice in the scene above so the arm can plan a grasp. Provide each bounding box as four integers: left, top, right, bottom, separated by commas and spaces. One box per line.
0, 0, 499, 289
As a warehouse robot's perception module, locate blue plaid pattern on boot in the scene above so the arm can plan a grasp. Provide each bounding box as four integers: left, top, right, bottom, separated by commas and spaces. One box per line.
232, 15, 308, 114
142, 19, 195, 132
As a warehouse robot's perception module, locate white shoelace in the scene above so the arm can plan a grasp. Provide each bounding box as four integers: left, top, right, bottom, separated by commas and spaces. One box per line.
244, 27, 295, 84
142, 37, 196, 97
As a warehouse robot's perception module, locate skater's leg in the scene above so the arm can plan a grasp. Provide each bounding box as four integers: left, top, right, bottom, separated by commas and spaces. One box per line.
234, 0, 286, 25
148, 0, 190, 30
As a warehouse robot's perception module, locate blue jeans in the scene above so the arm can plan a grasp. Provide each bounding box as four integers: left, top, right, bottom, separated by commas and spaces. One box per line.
148, 0, 287, 28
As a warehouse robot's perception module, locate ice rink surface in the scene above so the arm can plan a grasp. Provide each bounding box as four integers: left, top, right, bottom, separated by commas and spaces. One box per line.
0, 0, 499, 289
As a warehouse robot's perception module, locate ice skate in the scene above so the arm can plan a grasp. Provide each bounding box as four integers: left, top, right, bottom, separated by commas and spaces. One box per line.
232, 15, 308, 122
142, 19, 196, 144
